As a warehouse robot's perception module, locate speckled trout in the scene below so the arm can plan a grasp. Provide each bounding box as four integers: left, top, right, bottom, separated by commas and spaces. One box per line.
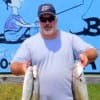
22, 63, 88, 100
21, 66, 39, 100
72, 62, 88, 100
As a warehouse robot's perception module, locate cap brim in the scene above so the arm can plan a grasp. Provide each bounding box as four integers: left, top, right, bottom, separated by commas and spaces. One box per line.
39, 12, 55, 17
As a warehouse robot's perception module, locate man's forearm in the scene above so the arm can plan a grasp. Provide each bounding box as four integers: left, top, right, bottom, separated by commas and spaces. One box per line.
11, 62, 25, 76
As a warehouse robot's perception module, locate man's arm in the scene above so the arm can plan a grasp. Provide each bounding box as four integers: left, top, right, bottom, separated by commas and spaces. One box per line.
11, 61, 30, 76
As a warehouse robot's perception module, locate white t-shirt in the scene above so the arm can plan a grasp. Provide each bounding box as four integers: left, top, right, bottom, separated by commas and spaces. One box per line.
12, 30, 93, 100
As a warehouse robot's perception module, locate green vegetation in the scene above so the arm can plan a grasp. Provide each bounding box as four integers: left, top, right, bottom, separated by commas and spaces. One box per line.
0, 84, 22, 100
0, 84, 100, 100
88, 84, 100, 100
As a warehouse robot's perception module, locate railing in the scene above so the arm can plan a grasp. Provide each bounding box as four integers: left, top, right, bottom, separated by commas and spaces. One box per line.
0, 74, 100, 84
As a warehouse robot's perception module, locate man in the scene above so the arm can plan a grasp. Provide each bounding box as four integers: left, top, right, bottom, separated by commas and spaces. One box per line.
11, 3, 98, 100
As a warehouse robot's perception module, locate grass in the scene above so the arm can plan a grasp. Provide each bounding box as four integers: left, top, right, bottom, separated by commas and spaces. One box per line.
0, 84, 100, 100
88, 84, 100, 100
0, 84, 22, 100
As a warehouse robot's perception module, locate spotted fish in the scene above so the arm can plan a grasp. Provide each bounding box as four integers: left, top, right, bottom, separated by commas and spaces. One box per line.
72, 62, 88, 100
22, 63, 88, 100
21, 66, 39, 100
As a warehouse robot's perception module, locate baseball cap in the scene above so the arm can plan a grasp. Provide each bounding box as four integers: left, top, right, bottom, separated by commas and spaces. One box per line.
38, 3, 56, 17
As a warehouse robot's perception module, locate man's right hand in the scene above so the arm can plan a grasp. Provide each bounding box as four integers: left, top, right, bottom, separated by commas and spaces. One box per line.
11, 60, 31, 76
22, 61, 31, 74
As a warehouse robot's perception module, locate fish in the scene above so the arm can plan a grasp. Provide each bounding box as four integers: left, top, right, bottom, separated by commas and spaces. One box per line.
21, 66, 39, 100
72, 62, 89, 100
32, 66, 39, 100
22, 62, 88, 100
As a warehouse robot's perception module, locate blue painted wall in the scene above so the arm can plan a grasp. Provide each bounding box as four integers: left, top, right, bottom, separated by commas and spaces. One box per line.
0, 0, 100, 73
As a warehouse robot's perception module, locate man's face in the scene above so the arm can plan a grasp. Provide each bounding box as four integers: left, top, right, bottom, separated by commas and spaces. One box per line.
39, 14, 57, 35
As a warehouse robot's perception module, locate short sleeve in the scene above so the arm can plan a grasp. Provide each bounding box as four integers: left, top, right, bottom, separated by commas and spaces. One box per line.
11, 40, 31, 63
72, 34, 94, 59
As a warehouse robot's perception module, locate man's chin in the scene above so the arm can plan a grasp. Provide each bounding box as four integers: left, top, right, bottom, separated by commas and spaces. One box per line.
44, 30, 53, 35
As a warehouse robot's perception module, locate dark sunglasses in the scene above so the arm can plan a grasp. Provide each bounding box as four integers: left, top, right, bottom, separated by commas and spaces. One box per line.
39, 16, 55, 23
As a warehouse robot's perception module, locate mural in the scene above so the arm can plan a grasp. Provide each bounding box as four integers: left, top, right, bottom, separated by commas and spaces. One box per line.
0, 0, 100, 73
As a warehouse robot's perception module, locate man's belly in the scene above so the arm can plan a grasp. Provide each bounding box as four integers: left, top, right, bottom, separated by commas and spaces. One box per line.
38, 68, 73, 100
